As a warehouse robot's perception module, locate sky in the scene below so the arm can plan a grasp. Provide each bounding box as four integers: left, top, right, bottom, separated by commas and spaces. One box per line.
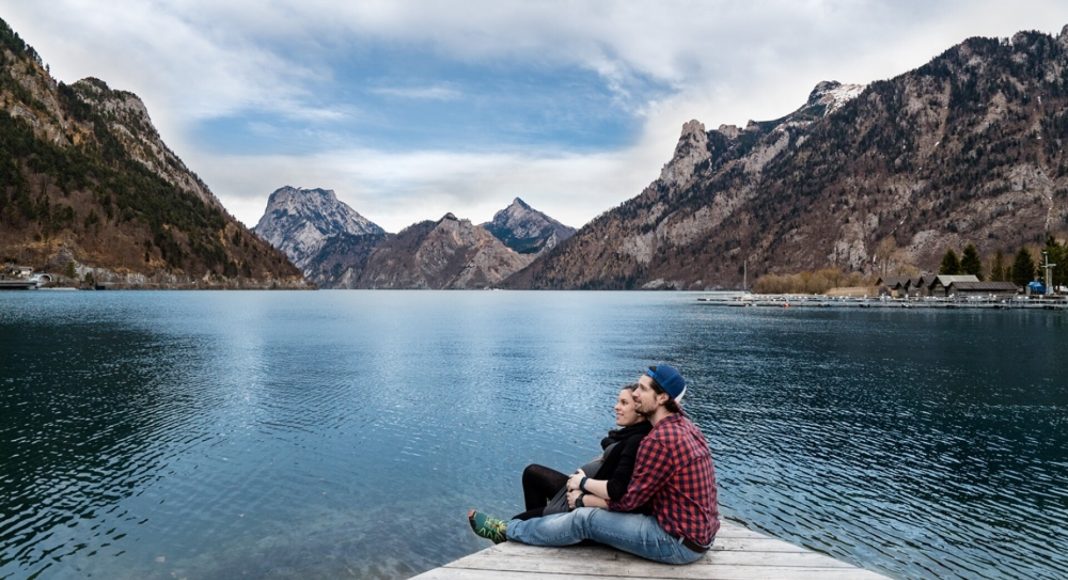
3, 1, 1068, 233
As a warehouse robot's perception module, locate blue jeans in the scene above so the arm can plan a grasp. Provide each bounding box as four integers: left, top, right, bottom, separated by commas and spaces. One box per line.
505, 508, 707, 565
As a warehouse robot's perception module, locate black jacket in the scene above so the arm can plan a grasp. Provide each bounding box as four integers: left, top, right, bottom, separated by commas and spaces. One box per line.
593, 421, 653, 502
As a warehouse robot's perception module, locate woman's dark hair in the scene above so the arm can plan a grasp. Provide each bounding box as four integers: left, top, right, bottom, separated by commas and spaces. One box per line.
646, 372, 681, 414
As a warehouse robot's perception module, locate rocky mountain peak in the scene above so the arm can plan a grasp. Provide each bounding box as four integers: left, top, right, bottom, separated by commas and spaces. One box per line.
337, 214, 532, 289
253, 186, 384, 272
65, 75, 223, 210
267, 185, 336, 208
658, 120, 710, 188
806, 80, 866, 116
716, 124, 742, 139
482, 198, 576, 255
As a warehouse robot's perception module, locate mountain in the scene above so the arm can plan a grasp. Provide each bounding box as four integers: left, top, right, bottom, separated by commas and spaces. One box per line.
0, 18, 305, 288
302, 230, 389, 288
481, 197, 576, 254
252, 186, 385, 273
506, 27, 1068, 289
335, 213, 533, 289
257, 194, 560, 288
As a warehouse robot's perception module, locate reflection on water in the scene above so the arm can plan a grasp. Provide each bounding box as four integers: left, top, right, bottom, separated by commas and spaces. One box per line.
1, 292, 1065, 579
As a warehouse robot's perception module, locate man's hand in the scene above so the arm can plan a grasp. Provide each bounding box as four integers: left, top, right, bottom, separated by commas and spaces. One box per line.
567, 469, 587, 491
567, 489, 584, 509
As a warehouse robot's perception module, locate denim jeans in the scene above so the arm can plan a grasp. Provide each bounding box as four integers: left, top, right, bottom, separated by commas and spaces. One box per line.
505, 508, 707, 565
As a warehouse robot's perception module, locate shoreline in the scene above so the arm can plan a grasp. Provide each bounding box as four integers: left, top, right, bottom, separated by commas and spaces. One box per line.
698, 294, 1068, 310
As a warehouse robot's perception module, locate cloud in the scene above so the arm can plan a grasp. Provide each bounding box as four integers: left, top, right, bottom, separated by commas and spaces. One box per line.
189, 144, 663, 233
3, 0, 1068, 233
369, 85, 463, 101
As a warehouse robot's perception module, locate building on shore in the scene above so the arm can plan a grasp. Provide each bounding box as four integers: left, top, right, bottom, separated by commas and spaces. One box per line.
946, 280, 1020, 299
928, 275, 980, 297
877, 273, 1021, 299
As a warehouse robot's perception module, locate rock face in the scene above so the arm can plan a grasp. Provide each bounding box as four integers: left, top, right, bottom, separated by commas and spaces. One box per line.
253, 186, 385, 272
0, 18, 305, 288
338, 213, 533, 289
507, 28, 1068, 289
481, 197, 576, 254
262, 194, 563, 288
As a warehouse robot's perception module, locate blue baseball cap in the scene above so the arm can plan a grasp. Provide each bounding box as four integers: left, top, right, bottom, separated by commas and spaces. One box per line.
645, 364, 686, 402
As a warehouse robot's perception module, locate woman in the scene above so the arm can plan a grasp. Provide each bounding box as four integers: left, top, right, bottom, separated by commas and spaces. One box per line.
469, 384, 651, 540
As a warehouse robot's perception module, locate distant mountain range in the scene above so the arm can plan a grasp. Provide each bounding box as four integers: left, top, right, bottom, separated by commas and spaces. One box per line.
6, 14, 1067, 292
507, 27, 1068, 289
0, 18, 305, 288
253, 190, 572, 288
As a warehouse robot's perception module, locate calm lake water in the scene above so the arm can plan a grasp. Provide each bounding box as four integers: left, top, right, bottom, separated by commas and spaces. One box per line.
1, 291, 1065, 579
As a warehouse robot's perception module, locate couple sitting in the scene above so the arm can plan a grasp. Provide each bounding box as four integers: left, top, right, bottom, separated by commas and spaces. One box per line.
468, 364, 720, 565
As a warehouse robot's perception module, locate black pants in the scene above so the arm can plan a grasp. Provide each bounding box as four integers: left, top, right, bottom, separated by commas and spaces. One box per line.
512, 464, 568, 520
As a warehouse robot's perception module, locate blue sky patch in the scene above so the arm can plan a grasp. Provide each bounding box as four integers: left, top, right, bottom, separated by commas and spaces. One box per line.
191, 46, 670, 155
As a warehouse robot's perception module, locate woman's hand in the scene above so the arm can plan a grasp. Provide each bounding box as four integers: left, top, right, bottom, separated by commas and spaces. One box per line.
566, 489, 584, 509
567, 469, 587, 491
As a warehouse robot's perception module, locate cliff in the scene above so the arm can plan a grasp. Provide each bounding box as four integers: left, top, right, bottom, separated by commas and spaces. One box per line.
0, 18, 305, 288
507, 28, 1068, 289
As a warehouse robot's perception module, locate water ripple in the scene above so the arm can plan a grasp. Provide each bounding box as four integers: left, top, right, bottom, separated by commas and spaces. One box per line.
1, 292, 1065, 578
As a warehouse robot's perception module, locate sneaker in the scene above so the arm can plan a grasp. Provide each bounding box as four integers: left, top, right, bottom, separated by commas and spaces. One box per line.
467, 509, 507, 544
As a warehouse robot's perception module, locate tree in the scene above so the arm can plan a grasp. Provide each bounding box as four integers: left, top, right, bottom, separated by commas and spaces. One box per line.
1012, 248, 1035, 287
1043, 236, 1066, 288
939, 249, 961, 275
990, 250, 1007, 282
960, 244, 983, 280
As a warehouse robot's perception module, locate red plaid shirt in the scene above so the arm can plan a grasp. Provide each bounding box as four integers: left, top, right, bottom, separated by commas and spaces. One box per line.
607, 413, 719, 546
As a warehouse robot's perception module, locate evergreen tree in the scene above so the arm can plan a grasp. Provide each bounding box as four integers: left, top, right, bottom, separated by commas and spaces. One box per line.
1012, 248, 1035, 287
939, 249, 961, 275
990, 250, 1006, 282
961, 244, 983, 280
1043, 236, 1065, 289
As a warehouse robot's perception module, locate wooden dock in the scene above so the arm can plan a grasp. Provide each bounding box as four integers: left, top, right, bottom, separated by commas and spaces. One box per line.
411, 520, 889, 579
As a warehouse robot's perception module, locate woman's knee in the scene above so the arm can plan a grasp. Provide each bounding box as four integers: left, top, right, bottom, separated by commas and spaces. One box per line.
521, 464, 541, 484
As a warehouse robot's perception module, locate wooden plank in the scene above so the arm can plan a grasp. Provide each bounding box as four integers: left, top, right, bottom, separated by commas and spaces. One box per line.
489, 537, 809, 556
714, 522, 771, 539
464, 543, 839, 565
443, 549, 861, 576
711, 536, 810, 552
411, 519, 891, 580
417, 564, 887, 580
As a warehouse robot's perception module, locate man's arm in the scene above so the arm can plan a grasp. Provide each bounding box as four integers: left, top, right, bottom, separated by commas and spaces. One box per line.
566, 489, 608, 509
567, 470, 610, 499
607, 438, 674, 513
566, 435, 643, 501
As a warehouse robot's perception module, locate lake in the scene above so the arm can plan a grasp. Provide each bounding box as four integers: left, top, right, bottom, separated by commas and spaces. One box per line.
1, 291, 1065, 579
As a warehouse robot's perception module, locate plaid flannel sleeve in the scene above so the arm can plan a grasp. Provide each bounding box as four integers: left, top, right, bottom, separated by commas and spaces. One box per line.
606, 436, 673, 513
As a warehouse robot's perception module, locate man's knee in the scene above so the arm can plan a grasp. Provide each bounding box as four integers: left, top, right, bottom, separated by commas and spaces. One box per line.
569, 507, 598, 531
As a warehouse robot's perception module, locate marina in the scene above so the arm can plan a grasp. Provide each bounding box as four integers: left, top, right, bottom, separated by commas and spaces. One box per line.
698, 294, 1068, 310
0, 280, 37, 290
413, 520, 889, 579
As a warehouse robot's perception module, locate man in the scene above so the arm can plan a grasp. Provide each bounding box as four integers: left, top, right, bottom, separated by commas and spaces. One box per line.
468, 363, 719, 565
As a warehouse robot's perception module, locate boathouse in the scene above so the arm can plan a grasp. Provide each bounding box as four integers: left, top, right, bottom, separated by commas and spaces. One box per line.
928, 275, 980, 297
876, 276, 910, 297
946, 280, 1019, 299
